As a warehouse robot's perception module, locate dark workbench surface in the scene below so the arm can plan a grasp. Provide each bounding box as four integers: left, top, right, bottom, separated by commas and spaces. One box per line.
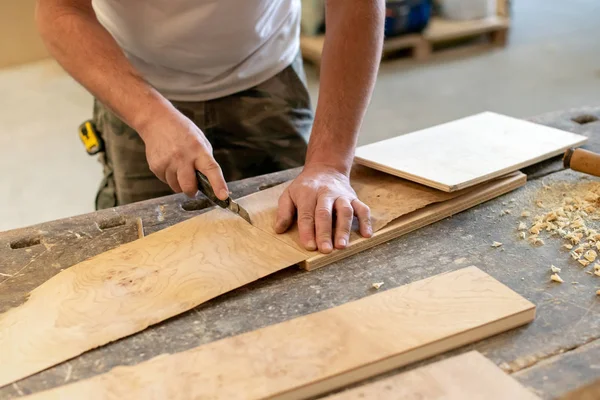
2, 107, 600, 399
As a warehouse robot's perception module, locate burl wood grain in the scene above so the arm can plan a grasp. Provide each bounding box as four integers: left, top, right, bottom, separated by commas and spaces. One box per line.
325, 351, 539, 400
24, 267, 535, 400
0, 208, 307, 388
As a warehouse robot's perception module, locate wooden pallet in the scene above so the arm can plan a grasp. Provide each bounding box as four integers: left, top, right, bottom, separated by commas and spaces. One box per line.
300, 15, 510, 67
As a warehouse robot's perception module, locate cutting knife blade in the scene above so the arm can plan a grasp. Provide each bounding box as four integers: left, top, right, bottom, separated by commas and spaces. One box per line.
195, 170, 253, 225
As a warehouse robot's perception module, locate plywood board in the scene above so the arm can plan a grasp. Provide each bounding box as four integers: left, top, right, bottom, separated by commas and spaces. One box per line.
302, 171, 525, 270
355, 112, 587, 192
0, 208, 307, 388
23, 267, 535, 400
325, 351, 539, 400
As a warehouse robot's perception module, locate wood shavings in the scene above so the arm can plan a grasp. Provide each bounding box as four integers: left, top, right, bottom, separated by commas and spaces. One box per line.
521, 211, 531, 218
594, 263, 600, 272
584, 193, 599, 202
572, 282, 579, 285
536, 201, 544, 208
563, 244, 573, 250
519, 232, 526, 240
596, 271, 600, 277
518, 222, 527, 231
550, 265, 561, 273
578, 259, 591, 267
551, 273, 564, 283
529, 225, 542, 235
545, 212, 557, 222
585, 206, 597, 214
573, 247, 585, 255
596, 290, 600, 296
584, 250, 598, 262
529, 237, 544, 246
491, 241, 503, 248
586, 271, 594, 275
371, 282, 384, 290
571, 219, 584, 229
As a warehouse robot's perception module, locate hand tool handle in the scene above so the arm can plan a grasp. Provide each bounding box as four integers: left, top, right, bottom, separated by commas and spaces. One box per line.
195, 170, 230, 208
564, 148, 600, 178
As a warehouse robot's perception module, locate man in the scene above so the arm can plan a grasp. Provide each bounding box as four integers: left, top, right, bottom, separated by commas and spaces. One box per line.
36, 0, 384, 254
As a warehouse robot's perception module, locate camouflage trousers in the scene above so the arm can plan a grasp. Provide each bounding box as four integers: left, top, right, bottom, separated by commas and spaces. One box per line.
93, 54, 313, 210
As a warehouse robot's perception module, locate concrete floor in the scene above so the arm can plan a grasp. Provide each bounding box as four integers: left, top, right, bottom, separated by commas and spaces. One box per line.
1, 0, 599, 232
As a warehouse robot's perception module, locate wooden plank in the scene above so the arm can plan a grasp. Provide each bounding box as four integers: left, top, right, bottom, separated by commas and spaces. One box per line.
355, 112, 587, 192
23, 267, 536, 400
325, 351, 539, 400
424, 16, 510, 43
302, 171, 525, 270
0, 208, 307, 388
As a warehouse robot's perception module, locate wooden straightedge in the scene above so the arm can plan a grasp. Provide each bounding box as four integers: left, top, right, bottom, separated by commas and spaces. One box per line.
24, 267, 536, 400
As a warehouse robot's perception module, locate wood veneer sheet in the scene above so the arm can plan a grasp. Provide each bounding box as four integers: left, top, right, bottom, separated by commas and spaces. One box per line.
325, 351, 540, 400
237, 164, 464, 257
0, 208, 307, 388
355, 111, 587, 192
24, 267, 536, 400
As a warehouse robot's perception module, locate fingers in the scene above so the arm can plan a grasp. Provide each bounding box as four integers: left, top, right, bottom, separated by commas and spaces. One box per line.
165, 165, 181, 193
297, 195, 318, 251
352, 199, 372, 238
195, 157, 228, 200
315, 196, 335, 253
274, 189, 295, 234
334, 197, 354, 249
177, 166, 198, 198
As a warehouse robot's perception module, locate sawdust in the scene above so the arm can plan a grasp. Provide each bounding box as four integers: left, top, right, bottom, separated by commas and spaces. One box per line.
491, 241, 503, 248
522, 180, 600, 294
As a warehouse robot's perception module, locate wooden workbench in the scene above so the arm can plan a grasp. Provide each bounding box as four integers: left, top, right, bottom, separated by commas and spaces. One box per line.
2, 107, 600, 399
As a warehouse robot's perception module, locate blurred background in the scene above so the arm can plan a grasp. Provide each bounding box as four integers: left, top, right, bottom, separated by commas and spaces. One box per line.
1, 0, 599, 231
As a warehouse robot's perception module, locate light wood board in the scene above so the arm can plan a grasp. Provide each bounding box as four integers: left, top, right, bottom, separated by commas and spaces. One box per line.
0, 208, 307, 388
302, 171, 525, 270
325, 351, 539, 400
355, 111, 587, 192
24, 267, 536, 400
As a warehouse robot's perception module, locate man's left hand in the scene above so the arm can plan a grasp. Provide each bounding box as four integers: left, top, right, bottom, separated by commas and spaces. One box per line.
274, 164, 372, 253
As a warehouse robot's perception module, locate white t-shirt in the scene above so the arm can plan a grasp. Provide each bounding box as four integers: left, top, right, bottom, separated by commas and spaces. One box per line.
92, 0, 300, 101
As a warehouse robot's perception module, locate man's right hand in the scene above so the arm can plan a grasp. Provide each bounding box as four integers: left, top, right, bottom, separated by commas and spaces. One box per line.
140, 110, 229, 200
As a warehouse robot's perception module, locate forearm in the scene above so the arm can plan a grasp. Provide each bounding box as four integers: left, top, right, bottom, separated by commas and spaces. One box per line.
35, 0, 173, 135
305, 0, 385, 174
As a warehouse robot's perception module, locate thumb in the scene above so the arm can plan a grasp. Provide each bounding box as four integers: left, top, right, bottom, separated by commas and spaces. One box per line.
195, 157, 228, 200
274, 189, 296, 234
